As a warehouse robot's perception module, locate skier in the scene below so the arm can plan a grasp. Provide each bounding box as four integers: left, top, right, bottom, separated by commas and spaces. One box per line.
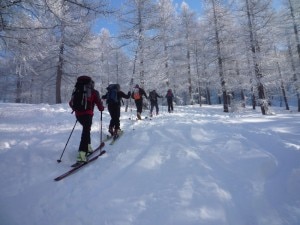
102, 84, 131, 136
165, 89, 174, 113
131, 84, 148, 120
69, 76, 104, 163
149, 89, 162, 117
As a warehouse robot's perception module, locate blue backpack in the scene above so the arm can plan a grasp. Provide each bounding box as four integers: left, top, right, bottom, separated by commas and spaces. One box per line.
106, 84, 119, 104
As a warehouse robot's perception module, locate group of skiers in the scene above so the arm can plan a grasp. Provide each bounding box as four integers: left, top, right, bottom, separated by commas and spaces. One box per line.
131, 84, 174, 118
69, 75, 174, 163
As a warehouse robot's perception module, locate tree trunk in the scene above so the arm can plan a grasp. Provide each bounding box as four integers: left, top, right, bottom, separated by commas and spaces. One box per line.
195, 43, 202, 107
287, 36, 300, 111
251, 86, 256, 110
288, 0, 300, 62
212, 0, 228, 112
235, 61, 245, 107
164, 43, 169, 87
56, 41, 64, 104
279, 69, 289, 111
274, 46, 289, 110
246, 0, 267, 115
16, 75, 22, 103
287, 0, 300, 111
187, 48, 192, 103
206, 87, 211, 105
241, 90, 245, 108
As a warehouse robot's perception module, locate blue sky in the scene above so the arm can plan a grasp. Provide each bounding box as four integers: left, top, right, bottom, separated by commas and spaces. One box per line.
93, 0, 282, 35
93, 0, 203, 35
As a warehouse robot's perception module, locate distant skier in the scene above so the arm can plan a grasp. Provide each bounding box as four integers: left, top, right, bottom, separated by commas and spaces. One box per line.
149, 89, 162, 117
165, 89, 174, 113
131, 84, 148, 119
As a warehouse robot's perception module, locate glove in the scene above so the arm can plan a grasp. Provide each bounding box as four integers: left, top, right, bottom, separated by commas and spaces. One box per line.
99, 105, 104, 112
128, 91, 131, 96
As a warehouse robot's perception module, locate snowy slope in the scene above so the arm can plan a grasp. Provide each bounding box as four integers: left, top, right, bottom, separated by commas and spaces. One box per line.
0, 103, 300, 225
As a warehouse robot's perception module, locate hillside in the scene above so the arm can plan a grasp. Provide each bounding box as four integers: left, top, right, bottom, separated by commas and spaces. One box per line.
0, 103, 300, 225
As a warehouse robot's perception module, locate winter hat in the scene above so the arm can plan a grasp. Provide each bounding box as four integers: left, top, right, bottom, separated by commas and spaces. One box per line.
135, 84, 139, 88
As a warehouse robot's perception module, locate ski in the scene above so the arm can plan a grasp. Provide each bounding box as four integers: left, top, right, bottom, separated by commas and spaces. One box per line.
54, 144, 105, 182
84, 142, 105, 159
129, 117, 148, 121
109, 130, 124, 145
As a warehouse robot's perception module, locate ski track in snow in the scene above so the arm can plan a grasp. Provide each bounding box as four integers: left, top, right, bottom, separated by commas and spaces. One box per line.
0, 103, 300, 225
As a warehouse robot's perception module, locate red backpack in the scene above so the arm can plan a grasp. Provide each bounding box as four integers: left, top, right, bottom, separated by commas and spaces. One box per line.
133, 88, 141, 100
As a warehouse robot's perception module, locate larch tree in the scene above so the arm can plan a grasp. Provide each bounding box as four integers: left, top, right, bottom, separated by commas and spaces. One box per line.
44, 0, 111, 103
118, 0, 158, 90
203, 0, 230, 112
236, 0, 276, 115
151, 0, 178, 92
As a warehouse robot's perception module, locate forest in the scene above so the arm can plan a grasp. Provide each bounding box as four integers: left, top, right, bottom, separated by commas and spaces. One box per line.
0, 0, 299, 115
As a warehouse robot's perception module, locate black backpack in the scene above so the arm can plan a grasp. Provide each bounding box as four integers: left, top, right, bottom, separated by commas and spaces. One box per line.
149, 91, 156, 101
106, 84, 119, 104
70, 76, 93, 111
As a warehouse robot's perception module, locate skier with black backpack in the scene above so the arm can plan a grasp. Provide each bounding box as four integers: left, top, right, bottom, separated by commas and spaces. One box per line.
166, 89, 174, 113
102, 84, 131, 137
69, 75, 104, 163
149, 89, 162, 117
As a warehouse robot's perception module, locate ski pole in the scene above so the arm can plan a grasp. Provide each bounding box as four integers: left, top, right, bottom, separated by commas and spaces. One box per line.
98, 111, 106, 153
100, 111, 103, 144
57, 120, 78, 163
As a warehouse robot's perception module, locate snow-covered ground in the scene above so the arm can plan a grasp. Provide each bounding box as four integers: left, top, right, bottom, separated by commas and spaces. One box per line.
0, 103, 300, 225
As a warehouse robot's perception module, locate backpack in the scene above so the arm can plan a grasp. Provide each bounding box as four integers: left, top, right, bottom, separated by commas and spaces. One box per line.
133, 87, 141, 100
149, 91, 156, 101
106, 84, 119, 104
70, 76, 93, 111
166, 90, 173, 99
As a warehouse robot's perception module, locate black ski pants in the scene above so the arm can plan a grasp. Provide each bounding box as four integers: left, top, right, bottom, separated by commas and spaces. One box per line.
134, 99, 143, 114
108, 103, 121, 130
167, 99, 173, 112
150, 101, 159, 115
76, 114, 92, 153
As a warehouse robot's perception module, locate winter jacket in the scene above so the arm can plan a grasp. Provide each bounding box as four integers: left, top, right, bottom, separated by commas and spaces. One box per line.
149, 91, 162, 103
102, 91, 131, 106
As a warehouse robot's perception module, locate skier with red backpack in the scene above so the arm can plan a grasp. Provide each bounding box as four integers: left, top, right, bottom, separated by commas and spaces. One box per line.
69, 76, 104, 163
131, 84, 148, 120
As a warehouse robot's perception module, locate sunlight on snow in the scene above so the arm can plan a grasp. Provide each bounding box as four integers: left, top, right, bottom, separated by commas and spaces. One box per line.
0, 104, 300, 225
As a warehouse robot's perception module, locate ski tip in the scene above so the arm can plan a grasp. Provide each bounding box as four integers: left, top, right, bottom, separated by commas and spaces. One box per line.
71, 162, 83, 167
100, 150, 106, 155
54, 176, 65, 181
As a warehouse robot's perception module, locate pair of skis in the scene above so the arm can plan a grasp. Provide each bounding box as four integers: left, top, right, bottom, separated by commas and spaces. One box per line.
54, 131, 124, 181
109, 130, 124, 145
54, 142, 106, 181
